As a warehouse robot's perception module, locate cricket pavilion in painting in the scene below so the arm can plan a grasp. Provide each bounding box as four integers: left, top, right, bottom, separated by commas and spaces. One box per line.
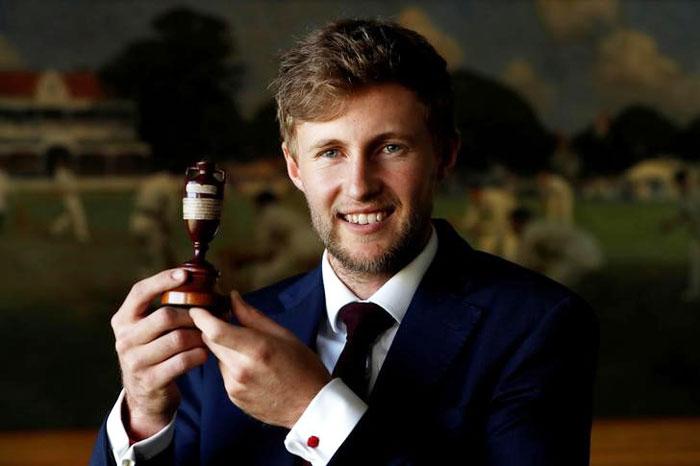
0, 70, 149, 176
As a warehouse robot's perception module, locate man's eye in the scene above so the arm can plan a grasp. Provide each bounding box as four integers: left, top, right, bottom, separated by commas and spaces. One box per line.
319, 149, 340, 159
382, 144, 403, 154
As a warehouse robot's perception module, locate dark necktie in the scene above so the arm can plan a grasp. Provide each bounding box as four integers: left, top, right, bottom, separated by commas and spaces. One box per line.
296, 302, 394, 465
333, 302, 395, 401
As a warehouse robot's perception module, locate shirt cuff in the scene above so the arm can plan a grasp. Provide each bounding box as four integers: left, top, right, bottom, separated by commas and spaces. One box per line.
106, 389, 176, 464
284, 378, 367, 465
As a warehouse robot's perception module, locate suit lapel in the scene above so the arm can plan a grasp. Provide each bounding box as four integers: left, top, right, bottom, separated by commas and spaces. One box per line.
371, 220, 484, 402
273, 266, 327, 348
371, 283, 482, 402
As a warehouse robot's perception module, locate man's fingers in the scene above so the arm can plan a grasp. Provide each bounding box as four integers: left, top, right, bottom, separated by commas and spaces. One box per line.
116, 269, 188, 322
119, 306, 196, 348
189, 311, 250, 382
123, 328, 204, 371
218, 362, 250, 403
230, 291, 290, 339
189, 307, 265, 357
145, 347, 209, 389
189, 307, 246, 346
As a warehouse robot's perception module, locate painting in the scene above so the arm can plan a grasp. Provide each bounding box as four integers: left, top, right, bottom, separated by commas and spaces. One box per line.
1, 0, 698, 438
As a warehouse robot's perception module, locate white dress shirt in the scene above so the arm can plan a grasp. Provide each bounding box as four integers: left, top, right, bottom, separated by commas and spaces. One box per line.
106, 226, 438, 465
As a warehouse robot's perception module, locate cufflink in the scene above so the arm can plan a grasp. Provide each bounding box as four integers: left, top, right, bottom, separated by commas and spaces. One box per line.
307, 435, 320, 448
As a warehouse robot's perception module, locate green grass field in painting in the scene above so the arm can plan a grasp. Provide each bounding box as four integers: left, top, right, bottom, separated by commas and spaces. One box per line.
0, 189, 698, 429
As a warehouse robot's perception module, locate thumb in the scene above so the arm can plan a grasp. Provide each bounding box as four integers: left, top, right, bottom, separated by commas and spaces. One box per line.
230, 291, 290, 338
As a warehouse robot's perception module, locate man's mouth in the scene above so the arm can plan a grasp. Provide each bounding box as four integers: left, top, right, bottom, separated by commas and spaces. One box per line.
339, 209, 393, 225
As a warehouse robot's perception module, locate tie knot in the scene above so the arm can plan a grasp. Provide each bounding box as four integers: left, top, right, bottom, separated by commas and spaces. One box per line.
338, 302, 394, 343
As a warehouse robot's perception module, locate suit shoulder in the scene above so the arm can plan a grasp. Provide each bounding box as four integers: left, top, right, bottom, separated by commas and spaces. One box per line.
453, 248, 595, 326
479, 250, 578, 300
242, 267, 321, 315
454, 250, 598, 354
433, 219, 590, 314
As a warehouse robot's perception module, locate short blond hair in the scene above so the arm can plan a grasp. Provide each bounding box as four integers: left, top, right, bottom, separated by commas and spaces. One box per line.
270, 19, 457, 157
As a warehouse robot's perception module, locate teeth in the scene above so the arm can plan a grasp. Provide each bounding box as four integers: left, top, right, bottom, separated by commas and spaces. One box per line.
344, 211, 387, 224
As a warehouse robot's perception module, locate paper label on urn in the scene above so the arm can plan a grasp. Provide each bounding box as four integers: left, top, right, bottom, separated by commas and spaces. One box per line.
186, 182, 218, 195
183, 198, 222, 220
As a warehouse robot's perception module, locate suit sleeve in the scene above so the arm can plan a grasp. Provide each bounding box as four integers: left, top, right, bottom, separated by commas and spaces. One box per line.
484, 296, 598, 466
89, 420, 118, 466
89, 365, 204, 466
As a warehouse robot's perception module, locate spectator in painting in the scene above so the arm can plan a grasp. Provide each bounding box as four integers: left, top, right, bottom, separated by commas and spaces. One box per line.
50, 158, 90, 242
537, 171, 575, 225
249, 190, 322, 289
218, 190, 322, 292
0, 167, 9, 233
462, 184, 517, 256
508, 207, 603, 288
662, 169, 700, 302
129, 170, 180, 276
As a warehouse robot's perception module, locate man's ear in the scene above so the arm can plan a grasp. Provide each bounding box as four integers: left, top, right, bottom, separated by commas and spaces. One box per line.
437, 136, 460, 180
282, 141, 304, 192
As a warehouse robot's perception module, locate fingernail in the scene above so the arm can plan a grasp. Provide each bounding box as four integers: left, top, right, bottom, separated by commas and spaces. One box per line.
172, 269, 186, 280
230, 290, 240, 300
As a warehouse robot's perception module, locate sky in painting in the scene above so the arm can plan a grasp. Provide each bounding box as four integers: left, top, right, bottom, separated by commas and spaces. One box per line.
0, 0, 699, 133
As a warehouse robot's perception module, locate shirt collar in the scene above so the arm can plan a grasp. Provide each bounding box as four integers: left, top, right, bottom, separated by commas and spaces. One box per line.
321, 225, 438, 334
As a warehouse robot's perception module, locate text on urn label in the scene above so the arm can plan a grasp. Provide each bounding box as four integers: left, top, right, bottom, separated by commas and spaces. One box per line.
183, 198, 222, 220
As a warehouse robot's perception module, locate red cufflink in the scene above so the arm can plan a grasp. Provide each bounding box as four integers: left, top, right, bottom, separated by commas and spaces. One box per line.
307, 435, 320, 448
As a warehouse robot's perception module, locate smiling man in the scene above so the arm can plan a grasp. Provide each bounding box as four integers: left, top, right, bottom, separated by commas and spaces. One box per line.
91, 19, 598, 466
285, 82, 448, 297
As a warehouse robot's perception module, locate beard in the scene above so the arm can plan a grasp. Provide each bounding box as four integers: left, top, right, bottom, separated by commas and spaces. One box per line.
308, 197, 433, 276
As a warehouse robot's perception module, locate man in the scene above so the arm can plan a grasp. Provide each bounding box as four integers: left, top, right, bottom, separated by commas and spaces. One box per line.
662, 169, 700, 302
537, 171, 575, 225
506, 207, 603, 288
249, 190, 321, 289
217, 191, 321, 292
91, 19, 597, 466
0, 167, 9, 233
129, 171, 180, 276
462, 184, 517, 257
49, 157, 90, 242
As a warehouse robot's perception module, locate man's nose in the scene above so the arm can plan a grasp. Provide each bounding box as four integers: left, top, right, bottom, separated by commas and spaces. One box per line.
345, 155, 380, 201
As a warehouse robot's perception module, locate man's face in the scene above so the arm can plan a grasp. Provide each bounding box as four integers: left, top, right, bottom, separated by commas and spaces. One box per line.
283, 83, 455, 276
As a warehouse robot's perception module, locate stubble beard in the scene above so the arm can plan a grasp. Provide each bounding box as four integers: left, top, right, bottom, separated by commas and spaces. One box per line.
308, 200, 433, 277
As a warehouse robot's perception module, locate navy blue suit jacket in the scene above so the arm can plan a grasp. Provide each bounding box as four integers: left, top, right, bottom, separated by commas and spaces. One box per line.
91, 219, 598, 465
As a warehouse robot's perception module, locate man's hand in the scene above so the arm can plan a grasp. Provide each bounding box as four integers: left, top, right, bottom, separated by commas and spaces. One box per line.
111, 269, 208, 441
190, 291, 331, 429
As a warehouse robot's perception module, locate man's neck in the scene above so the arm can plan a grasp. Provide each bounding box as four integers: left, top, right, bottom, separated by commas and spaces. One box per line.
327, 255, 391, 300
327, 225, 433, 300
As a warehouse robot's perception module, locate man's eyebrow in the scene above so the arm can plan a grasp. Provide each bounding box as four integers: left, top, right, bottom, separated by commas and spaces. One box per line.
309, 132, 416, 150
309, 139, 344, 150
308, 131, 415, 151
367, 132, 417, 146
